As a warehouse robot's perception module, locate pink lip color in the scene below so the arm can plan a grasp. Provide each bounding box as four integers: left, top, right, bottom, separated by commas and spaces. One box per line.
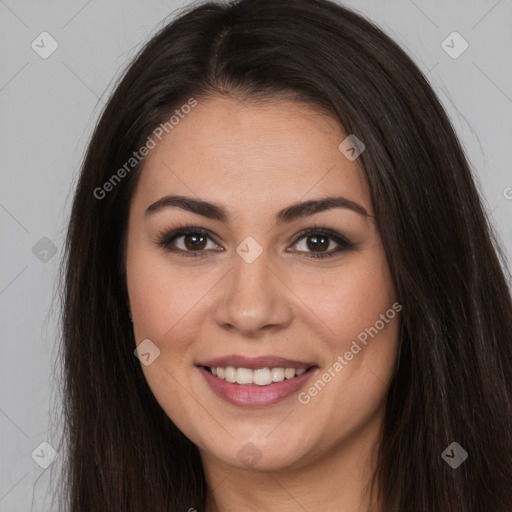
198, 355, 314, 370
198, 366, 318, 407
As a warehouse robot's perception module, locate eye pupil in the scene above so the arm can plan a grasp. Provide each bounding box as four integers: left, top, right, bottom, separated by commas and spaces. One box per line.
307, 235, 329, 252
185, 234, 207, 250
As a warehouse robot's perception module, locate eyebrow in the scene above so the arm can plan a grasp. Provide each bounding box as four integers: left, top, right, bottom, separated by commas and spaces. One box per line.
145, 194, 369, 223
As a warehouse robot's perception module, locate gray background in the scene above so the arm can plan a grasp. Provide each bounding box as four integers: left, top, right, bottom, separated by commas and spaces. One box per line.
1, 0, 511, 510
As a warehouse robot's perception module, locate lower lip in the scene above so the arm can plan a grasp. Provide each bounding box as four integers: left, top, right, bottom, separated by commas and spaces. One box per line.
198, 366, 318, 407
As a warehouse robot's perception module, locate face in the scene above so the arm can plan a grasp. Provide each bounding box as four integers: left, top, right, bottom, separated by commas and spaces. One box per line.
125, 95, 400, 473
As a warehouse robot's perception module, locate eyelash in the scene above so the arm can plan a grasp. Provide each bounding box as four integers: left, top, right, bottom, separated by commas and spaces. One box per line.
155, 223, 355, 260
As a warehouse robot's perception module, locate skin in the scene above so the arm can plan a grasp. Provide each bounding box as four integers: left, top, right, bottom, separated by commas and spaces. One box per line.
125, 95, 400, 512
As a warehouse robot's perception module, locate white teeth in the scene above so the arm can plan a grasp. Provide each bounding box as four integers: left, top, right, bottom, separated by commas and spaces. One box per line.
225, 366, 236, 383
271, 367, 285, 382
253, 368, 273, 386
236, 367, 253, 385
208, 366, 309, 385
284, 368, 296, 379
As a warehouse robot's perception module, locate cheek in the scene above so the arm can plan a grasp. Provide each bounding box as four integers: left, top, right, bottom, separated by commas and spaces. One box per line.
288, 248, 397, 355
126, 246, 208, 348
291, 248, 400, 420
126, 250, 209, 442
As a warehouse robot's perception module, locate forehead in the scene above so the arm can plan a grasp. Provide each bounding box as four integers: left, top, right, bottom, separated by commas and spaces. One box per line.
131, 95, 372, 219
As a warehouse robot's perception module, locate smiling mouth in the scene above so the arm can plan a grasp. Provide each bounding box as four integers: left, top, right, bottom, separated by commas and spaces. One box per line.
201, 365, 317, 386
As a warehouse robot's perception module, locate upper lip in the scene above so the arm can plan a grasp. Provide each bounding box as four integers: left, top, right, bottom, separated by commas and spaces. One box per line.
197, 355, 316, 370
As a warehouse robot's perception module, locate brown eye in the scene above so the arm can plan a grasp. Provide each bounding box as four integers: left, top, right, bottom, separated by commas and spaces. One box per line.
290, 227, 355, 259
157, 225, 354, 260
181, 233, 208, 250
304, 234, 330, 252
157, 227, 222, 258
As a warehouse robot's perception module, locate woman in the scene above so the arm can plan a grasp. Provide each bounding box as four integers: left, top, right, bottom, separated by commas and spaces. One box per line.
57, 0, 512, 510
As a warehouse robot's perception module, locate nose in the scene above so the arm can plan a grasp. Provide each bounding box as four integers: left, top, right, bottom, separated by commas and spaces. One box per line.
213, 247, 293, 338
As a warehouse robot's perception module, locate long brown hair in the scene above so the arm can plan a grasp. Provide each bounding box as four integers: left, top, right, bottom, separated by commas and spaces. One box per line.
54, 0, 512, 510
